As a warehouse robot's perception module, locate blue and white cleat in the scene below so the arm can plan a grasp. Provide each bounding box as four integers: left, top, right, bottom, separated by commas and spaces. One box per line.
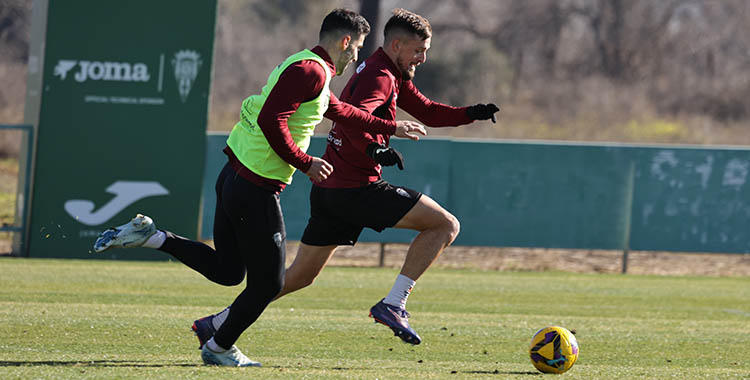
201, 344, 261, 367
93, 214, 156, 253
192, 314, 217, 350
369, 299, 422, 345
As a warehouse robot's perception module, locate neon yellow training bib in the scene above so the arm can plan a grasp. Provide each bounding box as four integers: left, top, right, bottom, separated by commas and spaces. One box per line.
227, 49, 331, 184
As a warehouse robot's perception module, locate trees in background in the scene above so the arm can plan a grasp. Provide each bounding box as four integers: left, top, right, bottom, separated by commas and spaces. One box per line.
1, 0, 749, 142
411, 0, 750, 124
0, 0, 30, 64
0, 0, 31, 156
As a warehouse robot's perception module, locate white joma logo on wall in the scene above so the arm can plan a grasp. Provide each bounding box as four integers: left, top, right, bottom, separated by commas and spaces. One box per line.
64, 181, 169, 226
54, 60, 150, 82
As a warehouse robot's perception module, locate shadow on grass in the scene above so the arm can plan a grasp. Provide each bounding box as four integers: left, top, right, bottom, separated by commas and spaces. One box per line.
0, 360, 201, 368
263, 366, 543, 375
463, 370, 541, 376
264, 365, 366, 371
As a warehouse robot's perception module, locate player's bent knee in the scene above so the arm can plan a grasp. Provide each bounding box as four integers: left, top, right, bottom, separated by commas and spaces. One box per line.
445, 213, 461, 244
214, 268, 246, 286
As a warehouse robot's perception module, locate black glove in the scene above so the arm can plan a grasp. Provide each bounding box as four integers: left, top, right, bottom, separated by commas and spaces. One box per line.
366, 143, 404, 170
466, 103, 500, 123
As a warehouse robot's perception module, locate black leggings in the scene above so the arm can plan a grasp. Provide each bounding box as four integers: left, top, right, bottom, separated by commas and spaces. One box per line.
159, 163, 286, 348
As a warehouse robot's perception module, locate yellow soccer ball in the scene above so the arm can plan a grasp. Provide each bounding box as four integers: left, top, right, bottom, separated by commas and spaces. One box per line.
528, 326, 579, 374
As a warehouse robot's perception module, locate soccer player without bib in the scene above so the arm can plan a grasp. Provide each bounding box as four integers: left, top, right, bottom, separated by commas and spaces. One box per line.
190, 8, 500, 347
93, 8, 426, 367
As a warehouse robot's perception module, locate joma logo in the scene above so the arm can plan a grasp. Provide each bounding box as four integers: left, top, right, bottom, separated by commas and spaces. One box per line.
54, 60, 150, 82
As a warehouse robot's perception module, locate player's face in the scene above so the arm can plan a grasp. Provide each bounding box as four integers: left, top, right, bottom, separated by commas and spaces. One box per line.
336, 33, 366, 76
396, 36, 430, 80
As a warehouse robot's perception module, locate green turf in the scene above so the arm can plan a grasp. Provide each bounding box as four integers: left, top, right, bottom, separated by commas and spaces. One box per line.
0, 258, 747, 379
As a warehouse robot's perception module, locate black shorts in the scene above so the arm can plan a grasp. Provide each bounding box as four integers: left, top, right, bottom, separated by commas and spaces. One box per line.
300, 180, 422, 246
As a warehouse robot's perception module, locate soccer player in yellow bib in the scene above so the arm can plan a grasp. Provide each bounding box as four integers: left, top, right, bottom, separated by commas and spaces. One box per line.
93, 8, 426, 367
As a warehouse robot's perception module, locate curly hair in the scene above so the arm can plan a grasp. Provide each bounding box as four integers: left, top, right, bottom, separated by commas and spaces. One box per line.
383, 8, 432, 41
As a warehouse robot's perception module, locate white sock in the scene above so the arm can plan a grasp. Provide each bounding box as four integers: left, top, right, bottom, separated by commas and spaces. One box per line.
142, 230, 166, 249
212, 307, 230, 330
206, 337, 228, 352
383, 274, 416, 310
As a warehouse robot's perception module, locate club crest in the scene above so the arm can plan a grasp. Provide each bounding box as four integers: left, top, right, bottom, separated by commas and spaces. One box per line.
172, 50, 202, 103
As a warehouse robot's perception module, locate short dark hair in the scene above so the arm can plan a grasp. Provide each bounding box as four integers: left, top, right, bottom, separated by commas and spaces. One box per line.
319, 8, 370, 40
384, 8, 432, 42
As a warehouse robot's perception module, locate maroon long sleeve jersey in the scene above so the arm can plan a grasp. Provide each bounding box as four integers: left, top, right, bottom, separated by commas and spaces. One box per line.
317, 47, 473, 188
226, 46, 397, 193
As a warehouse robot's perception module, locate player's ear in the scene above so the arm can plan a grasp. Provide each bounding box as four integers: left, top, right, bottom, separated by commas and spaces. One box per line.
389, 38, 401, 53
339, 34, 352, 51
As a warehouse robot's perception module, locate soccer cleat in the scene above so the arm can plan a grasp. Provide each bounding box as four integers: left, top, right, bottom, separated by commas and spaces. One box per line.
201, 344, 261, 367
192, 314, 217, 350
369, 299, 422, 345
93, 214, 156, 253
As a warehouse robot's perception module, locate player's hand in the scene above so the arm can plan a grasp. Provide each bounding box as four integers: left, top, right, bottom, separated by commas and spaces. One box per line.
305, 157, 333, 182
366, 143, 404, 170
466, 103, 500, 123
394, 120, 427, 141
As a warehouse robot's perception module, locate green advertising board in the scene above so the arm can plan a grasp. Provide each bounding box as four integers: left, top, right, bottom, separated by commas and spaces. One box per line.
22, 0, 217, 259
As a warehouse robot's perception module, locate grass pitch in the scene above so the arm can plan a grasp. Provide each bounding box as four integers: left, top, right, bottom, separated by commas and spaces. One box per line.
0, 257, 747, 379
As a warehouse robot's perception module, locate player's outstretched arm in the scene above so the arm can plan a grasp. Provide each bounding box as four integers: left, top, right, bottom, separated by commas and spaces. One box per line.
326, 93, 427, 137
399, 81, 501, 127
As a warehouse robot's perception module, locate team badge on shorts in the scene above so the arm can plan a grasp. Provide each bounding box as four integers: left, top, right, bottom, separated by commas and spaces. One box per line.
396, 188, 411, 198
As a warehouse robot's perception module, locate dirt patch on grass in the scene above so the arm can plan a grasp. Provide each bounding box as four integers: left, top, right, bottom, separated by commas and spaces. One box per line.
2, 239, 748, 277
285, 241, 750, 277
